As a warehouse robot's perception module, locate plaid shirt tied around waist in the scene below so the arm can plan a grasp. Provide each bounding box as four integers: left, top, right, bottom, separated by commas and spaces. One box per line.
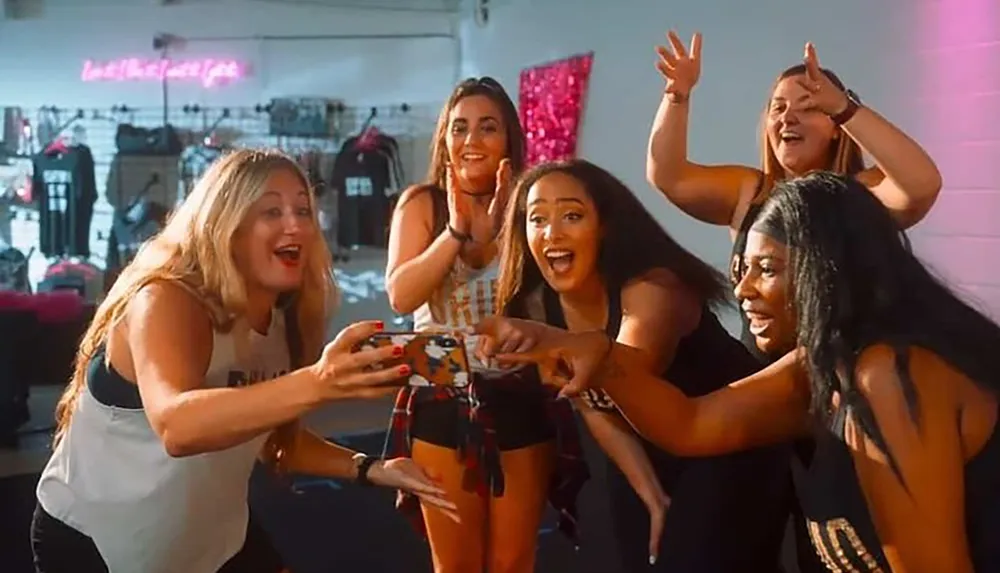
383, 369, 589, 545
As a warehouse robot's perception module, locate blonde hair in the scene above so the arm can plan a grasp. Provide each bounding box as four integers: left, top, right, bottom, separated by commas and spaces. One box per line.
54, 149, 335, 469
757, 64, 865, 204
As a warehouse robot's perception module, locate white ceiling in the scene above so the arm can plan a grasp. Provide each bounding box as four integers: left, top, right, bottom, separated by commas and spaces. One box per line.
248, 0, 462, 12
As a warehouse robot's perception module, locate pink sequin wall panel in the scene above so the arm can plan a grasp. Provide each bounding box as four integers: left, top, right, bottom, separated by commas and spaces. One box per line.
518, 52, 594, 167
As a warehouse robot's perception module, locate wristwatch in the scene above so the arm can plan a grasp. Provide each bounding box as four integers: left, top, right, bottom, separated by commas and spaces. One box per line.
447, 223, 472, 244
352, 453, 378, 487
830, 89, 861, 126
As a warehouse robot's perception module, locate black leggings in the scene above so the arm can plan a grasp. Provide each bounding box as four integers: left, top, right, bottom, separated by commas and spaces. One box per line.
607, 442, 792, 573
30, 503, 285, 573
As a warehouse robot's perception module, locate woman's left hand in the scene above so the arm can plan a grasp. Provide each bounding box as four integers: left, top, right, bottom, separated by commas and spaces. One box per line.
469, 158, 513, 244
475, 318, 620, 398
797, 42, 850, 116
472, 315, 554, 365
369, 458, 460, 523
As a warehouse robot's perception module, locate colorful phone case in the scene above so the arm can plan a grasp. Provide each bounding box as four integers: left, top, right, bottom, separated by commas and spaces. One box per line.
357, 332, 471, 388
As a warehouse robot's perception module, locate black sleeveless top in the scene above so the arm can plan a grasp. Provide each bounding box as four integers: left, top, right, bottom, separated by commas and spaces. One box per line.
800, 404, 1000, 571
541, 283, 793, 572
541, 284, 762, 398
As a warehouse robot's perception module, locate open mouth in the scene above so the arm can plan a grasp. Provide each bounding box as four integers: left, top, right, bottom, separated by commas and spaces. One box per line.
779, 131, 804, 145
743, 310, 773, 335
544, 249, 575, 275
461, 152, 487, 163
274, 244, 302, 266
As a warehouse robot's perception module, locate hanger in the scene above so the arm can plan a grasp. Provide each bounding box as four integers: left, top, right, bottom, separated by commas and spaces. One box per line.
45, 137, 69, 155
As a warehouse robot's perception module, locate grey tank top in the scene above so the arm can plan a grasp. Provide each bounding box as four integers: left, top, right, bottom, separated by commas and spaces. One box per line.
36, 310, 290, 573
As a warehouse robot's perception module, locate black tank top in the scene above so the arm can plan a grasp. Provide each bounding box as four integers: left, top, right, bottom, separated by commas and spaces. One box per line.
541, 283, 760, 397
800, 404, 1000, 571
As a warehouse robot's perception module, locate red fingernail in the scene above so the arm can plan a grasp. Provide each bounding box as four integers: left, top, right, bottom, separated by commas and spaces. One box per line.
393, 346, 404, 356
399, 365, 411, 375
375, 321, 384, 330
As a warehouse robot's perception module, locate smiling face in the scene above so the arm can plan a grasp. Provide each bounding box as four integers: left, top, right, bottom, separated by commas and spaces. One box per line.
445, 94, 508, 191
734, 230, 797, 356
525, 171, 602, 294
231, 168, 316, 295
766, 75, 840, 176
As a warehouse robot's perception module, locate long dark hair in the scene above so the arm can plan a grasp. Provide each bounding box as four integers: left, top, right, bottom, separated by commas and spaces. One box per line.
497, 159, 729, 316
395, 76, 526, 236
757, 65, 866, 202
753, 172, 1000, 466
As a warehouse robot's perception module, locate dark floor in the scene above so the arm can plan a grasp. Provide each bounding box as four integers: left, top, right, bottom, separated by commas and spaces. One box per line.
0, 430, 623, 573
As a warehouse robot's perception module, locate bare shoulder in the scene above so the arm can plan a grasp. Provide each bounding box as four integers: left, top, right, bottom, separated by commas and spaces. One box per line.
395, 184, 438, 215
128, 281, 213, 338
854, 343, 962, 416
621, 268, 700, 331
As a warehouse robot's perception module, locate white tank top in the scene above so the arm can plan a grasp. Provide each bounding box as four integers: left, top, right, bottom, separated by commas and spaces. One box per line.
412, 257, 498, 368
36, 310, 290, 573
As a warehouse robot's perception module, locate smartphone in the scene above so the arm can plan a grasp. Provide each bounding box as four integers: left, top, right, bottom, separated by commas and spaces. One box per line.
355, 331, 471, 388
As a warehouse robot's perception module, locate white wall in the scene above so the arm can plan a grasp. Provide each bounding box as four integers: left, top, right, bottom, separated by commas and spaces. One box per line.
0, 0, 459, 287
459, 0, 1000, 324
0, 0, 458, 108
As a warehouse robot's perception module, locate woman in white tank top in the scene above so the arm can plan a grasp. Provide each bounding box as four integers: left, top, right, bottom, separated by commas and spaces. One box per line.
31, 149, 456, 573
384, 78, 587, 573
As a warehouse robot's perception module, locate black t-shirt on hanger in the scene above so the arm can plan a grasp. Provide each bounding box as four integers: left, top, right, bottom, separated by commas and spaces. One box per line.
32, 144, 98, 259
331, 131, 401, 249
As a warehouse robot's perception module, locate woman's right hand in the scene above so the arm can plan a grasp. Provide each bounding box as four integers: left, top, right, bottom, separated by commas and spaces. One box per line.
310, 321, 410, 401
655, 30, 702, 100
445, 164, 472, 236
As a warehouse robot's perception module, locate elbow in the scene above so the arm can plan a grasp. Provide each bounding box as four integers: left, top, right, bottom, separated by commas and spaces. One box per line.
153, 403, 207, 458
645, 161, 676, 196
386, 282, 419, 316
900, 172, 943, 227
163, 433, 199, 458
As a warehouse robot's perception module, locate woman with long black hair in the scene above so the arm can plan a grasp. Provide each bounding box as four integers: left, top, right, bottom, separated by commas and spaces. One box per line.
490, 158, 791, 572
479, 172, 1000, 573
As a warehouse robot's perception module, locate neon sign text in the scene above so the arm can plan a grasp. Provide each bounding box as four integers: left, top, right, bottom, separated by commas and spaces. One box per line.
80, 58, 247, 88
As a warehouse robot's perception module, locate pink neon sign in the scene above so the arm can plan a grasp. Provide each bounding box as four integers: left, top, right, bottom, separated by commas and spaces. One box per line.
81, 58, 247, 88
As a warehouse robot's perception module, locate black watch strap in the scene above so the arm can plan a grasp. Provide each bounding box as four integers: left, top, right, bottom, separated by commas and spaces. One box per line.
354, 454, 378, 487
831, 89, 861, 125
447, 223, 472, 243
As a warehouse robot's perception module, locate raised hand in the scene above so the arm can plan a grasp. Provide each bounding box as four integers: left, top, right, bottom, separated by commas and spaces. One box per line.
655, 31, 702, 100
311, 321, 409, 401
796, 42, 849, 116
487, 158, 513, 238
445, 163, 472, 236
370, 457, 460, 523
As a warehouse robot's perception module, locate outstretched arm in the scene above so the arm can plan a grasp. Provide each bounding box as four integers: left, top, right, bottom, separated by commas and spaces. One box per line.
597, 344, 811, 457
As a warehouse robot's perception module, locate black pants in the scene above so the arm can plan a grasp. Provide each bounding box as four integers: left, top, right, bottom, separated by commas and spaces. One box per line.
31, 503, 285, 573
607, 442, 792, 573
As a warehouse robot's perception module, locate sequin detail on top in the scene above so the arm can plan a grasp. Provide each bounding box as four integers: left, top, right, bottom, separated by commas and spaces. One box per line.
807, 518, 884, 572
